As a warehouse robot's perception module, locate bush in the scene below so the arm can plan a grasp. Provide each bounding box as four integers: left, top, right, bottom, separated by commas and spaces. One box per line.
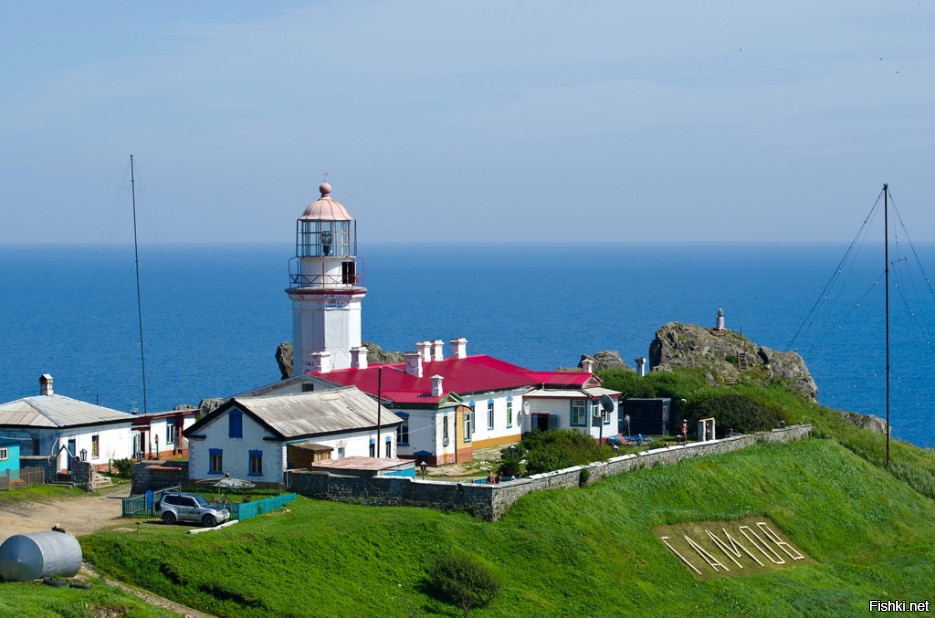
112, 458, 134, 478
685, 390, 787, 436
522, 430, 614, 474
431, 555, 499, 616
498, 443, 527, 477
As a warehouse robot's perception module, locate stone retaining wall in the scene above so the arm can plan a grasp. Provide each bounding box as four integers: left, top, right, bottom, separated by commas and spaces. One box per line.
286, 424, 811, 521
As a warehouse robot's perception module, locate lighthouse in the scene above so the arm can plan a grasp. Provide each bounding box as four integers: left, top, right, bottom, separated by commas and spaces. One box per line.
286, 182, 366, 375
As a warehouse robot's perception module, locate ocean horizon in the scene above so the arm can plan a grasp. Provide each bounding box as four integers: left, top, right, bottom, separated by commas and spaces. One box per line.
1, 241, 932, 448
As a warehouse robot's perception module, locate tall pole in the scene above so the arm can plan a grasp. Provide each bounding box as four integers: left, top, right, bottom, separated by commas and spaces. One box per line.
376, 366, 382, 457
131, 155, 148, 414
884, 183, 890, 467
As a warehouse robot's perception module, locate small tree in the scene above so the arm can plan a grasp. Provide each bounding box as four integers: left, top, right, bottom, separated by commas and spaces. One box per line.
431, 555, 499, 617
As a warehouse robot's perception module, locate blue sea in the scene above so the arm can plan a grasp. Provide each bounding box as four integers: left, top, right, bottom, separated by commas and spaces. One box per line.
1, 242, 932, 449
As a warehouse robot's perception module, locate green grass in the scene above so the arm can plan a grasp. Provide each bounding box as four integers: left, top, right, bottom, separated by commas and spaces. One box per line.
0, 579, 179, 617
0, 483, 88, 504
80, 438, 935, 617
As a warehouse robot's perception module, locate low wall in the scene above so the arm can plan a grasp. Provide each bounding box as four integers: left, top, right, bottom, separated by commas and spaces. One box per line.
286, 424, 811, 521
131, 460, 190, 494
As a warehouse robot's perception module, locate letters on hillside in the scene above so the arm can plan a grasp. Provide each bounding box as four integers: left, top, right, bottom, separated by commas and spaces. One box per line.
654, 517, 812, 579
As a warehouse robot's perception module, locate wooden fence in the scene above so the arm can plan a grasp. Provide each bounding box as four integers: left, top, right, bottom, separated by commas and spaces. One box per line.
0, 467, 45, 491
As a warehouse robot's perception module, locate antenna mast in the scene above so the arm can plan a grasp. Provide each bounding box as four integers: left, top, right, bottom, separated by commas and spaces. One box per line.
883, 183, 890, 467
131, 155, 148, 414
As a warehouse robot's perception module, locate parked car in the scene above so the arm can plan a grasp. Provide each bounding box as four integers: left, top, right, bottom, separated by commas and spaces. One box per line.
156, 492, 230, 527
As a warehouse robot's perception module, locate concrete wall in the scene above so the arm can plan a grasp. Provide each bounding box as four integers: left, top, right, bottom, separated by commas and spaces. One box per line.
286, 424, 811, 521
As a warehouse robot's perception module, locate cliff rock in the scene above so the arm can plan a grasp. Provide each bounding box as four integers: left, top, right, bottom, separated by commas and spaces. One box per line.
276, 342, 294, 380
649, 321, 818, 401
579, 351, 632, 371
276, 341, 404, 379
362, 341, 406, 364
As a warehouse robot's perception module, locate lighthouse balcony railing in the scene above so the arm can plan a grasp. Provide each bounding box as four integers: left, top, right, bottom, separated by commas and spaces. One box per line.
289, 272, 363, 288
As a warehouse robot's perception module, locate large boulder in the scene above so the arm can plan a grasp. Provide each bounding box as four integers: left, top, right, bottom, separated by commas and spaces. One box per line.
578, 351, 632, 372
276, 342, 294, 380
649, 321, 818, 401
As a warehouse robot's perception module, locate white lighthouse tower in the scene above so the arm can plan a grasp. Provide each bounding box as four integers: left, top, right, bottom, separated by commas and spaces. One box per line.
286, 182, 366, 375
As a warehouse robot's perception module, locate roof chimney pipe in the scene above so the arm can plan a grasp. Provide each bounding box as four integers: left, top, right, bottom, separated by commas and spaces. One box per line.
450, 338, 468, 359
431, 375, 444, 397
431, 340, 444, 361
405, 352, 423, 378
39, 374, 54, 396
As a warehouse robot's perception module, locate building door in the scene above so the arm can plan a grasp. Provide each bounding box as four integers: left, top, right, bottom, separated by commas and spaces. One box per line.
66, 438, 77, 471
532, 414, 550, 432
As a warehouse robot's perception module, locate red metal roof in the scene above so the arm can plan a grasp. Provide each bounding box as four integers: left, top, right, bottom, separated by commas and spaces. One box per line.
310, 354, 595, 405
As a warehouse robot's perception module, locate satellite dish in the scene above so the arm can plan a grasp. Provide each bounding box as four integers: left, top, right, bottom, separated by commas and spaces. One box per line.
524, 401, 530, 413
600, 394, 615, 414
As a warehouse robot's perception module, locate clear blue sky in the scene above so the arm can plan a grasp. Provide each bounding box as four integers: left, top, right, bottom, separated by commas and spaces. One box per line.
2, 1, 933, 244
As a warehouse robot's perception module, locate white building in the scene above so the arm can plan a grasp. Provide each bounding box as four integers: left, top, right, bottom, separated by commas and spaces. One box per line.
0, 374, 134, 471
184, 387, 403, 484
131, 409, 199, 460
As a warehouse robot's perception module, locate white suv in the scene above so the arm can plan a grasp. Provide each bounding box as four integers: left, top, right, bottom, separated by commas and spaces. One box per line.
156, 492, 231, 527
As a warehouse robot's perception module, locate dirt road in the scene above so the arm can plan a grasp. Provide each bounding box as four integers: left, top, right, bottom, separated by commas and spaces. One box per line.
0, 484, 131, 543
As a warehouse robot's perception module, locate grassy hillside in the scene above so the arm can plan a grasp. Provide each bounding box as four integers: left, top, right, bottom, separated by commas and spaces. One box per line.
79, 438, 935, 617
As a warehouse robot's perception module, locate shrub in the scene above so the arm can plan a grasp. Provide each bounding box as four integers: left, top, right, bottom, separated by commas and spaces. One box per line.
112, 458, 134, 478
685, 390, 787, 436
431, 555, 499, 616
522, 430, 614, 474
498, 443, 527, 477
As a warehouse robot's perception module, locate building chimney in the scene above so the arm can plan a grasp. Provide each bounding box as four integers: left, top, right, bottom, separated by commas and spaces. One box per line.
581, 358, 594, 373
416, 341, 431, 362
450, 337, 468, 359
635, 357, 647, 377
405, 352, 423, 378
431, 339, 444, 361
39, 374, 54, 396
308, 351, 332, 374
350, 346, 369, 370
431, 374, 444, 397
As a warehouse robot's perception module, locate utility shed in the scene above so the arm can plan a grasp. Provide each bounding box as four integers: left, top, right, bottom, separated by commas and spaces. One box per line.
621, 398, 673, 436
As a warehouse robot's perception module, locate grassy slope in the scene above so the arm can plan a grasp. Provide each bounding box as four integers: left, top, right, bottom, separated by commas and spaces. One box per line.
80, 438, 935, 618
0, 580, 180, 618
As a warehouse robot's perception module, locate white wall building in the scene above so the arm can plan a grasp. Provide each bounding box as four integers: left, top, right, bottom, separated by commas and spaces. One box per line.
184, 387, 402, 484
0, 374, 134, 471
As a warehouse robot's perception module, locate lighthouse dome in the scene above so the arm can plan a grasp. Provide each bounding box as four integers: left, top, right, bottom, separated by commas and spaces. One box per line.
299, 183, 353, 221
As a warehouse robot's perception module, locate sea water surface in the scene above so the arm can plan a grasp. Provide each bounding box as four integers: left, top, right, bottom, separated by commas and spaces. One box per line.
0, 242, 932, 448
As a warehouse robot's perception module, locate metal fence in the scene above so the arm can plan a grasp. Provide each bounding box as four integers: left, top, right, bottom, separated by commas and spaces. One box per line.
0, 467, 45, 491
121, 484, 182, 517
228, 493, 297, 521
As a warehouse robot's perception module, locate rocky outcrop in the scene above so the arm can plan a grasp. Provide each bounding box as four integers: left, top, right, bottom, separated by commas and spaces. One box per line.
578, 351, 632, 372
649, 322, 818, 401
198, 398, 225, 416
276, 342, 294, 380
276, 341, 404, 379
362, 341, 406, 364
836, 410, 889, 435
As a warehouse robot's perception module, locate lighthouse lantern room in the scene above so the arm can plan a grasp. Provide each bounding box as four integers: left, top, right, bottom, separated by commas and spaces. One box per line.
286, 182, 366, 375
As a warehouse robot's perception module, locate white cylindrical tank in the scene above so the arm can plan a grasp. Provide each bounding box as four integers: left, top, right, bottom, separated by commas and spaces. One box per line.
0, 531, 82, 582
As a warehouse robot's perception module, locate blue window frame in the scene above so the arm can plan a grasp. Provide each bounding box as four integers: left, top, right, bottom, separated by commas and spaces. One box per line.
396, 413, 410, 445
248, 449, 263, 476
229, 410, 243, 438
209, 448, 223, 474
